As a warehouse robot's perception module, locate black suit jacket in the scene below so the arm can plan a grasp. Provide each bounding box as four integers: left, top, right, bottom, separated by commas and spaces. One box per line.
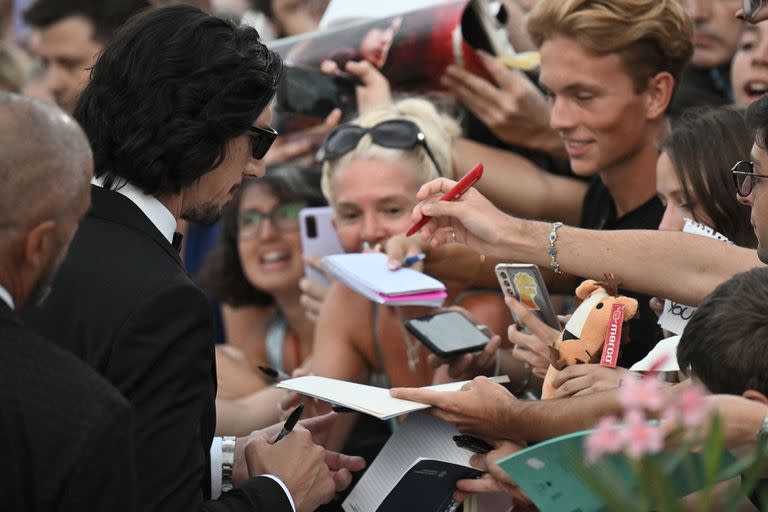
0, 301, 136, 511
24, 186, 292, 512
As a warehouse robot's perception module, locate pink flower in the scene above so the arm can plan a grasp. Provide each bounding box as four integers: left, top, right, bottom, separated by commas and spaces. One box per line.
619, 375, 666, 412
622, 409, 663, 459
585, 415, 624, 464
677, 384, 710, 428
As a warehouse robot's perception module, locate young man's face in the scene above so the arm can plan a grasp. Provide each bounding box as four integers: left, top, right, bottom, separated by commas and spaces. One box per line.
539, 35, 655, 177
683, 0, 744, 68
738, 142, 768, 263
35, 16, 103, 113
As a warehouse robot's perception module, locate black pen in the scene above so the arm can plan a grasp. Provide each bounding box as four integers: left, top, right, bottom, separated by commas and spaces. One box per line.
258, 365, 291, 382
273, 403, 304, 444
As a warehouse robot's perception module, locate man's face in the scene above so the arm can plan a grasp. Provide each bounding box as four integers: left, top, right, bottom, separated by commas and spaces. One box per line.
684, 0, 744, 68
35, 16, 103, 113
739, 142, 768, 263
181, 108, 272, 225
539, 35, 654, 177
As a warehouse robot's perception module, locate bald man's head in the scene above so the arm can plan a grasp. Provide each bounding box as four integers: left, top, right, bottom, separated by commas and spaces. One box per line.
0, 92, 92, 309
0, 92, 92, 228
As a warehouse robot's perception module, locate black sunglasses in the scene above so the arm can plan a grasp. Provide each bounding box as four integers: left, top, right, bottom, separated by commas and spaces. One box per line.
731, 160, 768, 197
744, 0, 764, 21
248, 125, 278, 160
322, 119, 443, 177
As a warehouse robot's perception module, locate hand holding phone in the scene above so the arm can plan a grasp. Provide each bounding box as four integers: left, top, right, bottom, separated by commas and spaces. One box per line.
276, 65, 359, 120
403, 310, 490, 358
495, 263, 559, 330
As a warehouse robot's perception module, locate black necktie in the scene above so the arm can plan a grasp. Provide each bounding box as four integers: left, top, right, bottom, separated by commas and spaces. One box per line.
171, 232, 183, 253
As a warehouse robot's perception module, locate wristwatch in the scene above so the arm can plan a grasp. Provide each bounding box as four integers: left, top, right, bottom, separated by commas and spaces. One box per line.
221, 436, 236, 493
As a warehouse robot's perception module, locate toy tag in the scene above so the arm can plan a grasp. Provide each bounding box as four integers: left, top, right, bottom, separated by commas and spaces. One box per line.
600, 304, 625, 368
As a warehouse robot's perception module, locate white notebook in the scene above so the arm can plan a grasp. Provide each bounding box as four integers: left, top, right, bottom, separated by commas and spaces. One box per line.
322, 253, 447, 307
277, 375, 509, 420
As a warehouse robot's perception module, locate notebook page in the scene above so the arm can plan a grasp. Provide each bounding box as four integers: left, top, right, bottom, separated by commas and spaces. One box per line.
323, 253, 446, 296
277, 375, 510, 420
342, 413, 472, 512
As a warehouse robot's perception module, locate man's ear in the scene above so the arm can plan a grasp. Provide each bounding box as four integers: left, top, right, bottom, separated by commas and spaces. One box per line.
644, 71, 675, 121
23, 220, 58, 271
743, 389, 768, 406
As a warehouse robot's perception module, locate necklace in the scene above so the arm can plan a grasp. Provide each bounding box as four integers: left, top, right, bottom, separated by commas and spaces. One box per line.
394, 308, 421, 372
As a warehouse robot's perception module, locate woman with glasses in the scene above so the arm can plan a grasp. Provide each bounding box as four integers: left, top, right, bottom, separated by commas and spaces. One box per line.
199, 164, 326, 400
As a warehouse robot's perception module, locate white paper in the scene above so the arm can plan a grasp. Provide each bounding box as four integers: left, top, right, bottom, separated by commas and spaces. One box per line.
630, 335, 680, 372
277, 375, 509, 420
342, 413, 472, 512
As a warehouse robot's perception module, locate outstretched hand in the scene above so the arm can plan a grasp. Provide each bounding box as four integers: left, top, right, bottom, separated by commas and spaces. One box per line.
410, 177, 517, 258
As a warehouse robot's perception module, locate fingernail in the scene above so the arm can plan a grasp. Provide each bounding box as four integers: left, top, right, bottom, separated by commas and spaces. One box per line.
388, 260, 400, 271
422, 204, 433, 214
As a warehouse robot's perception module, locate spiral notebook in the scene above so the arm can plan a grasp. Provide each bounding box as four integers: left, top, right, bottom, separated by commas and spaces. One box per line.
322, 253, 447, 307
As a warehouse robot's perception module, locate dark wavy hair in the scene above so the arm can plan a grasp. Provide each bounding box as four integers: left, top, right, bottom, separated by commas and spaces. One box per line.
24, 0, 150, 43
198, 164, 326, 307
660, 107, 756, 248
74, 5, 282, 196
678, 267, 768, 396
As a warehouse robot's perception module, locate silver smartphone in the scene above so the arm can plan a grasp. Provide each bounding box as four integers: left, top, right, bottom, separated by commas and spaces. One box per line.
299, 206, 343, 287
495, 263, 560, 330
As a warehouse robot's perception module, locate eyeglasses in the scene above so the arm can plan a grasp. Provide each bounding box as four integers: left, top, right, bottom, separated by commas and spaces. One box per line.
248, 125, 279, 160
322, 119, 443, 177
744, 0, 764, 22
731, 160, 768, 197
238, 201, 306, 240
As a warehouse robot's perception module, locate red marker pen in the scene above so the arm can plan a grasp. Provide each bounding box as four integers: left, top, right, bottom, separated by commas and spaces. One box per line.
406, 163, 484, 237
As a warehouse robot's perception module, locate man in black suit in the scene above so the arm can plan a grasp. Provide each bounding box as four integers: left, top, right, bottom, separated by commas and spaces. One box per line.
0, 93, 136, 510
23, 6, 363, 512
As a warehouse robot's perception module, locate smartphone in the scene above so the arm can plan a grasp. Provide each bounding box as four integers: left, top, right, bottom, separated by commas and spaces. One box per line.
464, 0, 516, 58
299, 206, 343, 288
495, 263, 559, 330
276, 65, 358, 120
403, 310, 490, 359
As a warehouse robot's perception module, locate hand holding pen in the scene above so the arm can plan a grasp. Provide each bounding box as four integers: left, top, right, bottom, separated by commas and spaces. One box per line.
272, 403, 304, 444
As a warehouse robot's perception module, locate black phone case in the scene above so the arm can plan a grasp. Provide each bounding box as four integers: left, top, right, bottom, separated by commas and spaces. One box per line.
403, 315, 488, 359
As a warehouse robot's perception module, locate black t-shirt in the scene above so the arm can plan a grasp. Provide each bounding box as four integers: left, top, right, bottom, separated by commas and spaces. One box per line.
579, 177, 664, 368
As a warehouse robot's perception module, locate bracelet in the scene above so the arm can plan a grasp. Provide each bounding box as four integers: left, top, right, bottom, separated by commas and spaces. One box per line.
221, 436, 236, 493
548, 221, 564, 275
512, 361, 532, 395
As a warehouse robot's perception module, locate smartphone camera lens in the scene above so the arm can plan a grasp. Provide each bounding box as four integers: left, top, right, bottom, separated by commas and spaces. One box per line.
503, 280, 510, 287
500, 272, 507, 279
304, 215, 317, 239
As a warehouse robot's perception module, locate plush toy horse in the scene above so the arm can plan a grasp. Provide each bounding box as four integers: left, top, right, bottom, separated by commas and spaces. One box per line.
541, 278, 639, 399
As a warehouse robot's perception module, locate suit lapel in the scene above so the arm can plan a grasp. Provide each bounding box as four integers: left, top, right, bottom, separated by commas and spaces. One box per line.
89, 185, 182, 267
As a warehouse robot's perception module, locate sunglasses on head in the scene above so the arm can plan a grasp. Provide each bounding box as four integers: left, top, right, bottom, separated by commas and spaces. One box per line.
744, 0, 765, 21
248, 125, 279, 160
731, 160, 768, 197
322, 119, 443, 177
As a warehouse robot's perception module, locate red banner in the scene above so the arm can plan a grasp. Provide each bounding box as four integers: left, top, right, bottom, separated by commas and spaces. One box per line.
600, 304, 625, 368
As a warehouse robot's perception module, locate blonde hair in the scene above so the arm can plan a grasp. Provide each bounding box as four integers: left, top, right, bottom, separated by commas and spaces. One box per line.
321, 97, 461, 204
0, 42, 31, 93
527, 0, 693, 93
